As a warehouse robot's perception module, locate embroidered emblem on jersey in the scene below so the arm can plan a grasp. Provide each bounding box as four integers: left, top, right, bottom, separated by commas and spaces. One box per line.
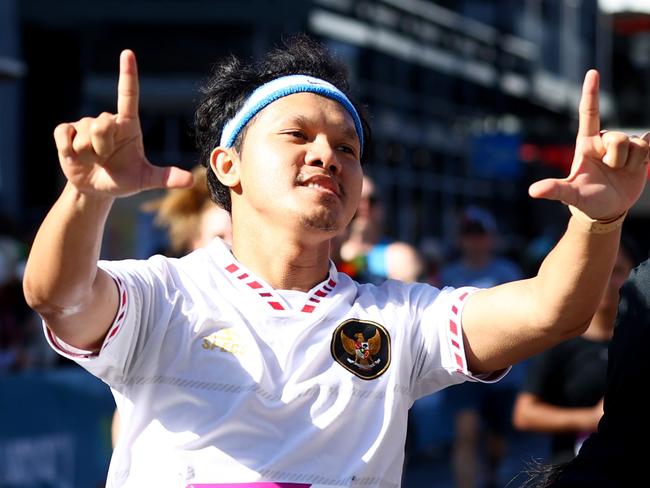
331, 319, 391, 380
202, 328, 245, 356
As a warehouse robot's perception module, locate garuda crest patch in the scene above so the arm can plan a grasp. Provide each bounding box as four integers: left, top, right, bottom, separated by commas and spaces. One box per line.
331, 319, 391, 380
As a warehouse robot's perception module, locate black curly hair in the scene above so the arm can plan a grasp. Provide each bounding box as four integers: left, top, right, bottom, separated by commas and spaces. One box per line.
194, 34, 370, 212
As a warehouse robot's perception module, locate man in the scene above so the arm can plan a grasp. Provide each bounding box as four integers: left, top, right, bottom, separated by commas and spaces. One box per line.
23, 37, 648, 487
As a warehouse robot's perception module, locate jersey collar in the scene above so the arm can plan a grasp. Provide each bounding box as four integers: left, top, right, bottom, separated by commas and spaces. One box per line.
207, 238, 340, 315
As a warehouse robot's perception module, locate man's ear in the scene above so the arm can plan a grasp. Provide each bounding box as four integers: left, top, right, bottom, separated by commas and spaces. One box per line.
210, 147, 241, 189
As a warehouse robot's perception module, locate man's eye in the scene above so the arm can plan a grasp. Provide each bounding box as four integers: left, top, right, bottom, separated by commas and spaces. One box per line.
287, 131, 307, 139
338, 145, 358, 157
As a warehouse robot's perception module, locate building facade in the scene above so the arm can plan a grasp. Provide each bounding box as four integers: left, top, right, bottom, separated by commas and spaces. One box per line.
9, 0, 610, 253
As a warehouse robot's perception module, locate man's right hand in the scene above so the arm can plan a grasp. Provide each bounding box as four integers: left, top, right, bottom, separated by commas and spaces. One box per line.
53, 49, 193, 197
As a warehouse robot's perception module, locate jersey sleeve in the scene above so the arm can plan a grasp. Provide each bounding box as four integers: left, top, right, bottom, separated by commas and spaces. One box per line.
43, 255, 177, 387
408, 284, 510, 400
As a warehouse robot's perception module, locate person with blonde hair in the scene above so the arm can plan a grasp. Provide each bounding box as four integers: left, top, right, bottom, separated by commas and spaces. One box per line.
112, 165, 232, 447
143, 165, 232, 255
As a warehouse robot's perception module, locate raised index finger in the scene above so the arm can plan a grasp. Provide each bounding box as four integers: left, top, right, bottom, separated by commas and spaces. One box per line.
577, 69, 600, 137
117, 49, 139, 119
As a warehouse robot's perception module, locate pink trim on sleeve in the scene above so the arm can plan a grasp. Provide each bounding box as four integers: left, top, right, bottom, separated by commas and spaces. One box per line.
45, 327, 97, 359
446, 287, 510, 383
448, 290, 471, 374
101, 274, 128, 352
44, 270, 128, 360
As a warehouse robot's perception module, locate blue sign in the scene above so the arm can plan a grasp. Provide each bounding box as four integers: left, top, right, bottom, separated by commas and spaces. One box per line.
0, 367, 115, 487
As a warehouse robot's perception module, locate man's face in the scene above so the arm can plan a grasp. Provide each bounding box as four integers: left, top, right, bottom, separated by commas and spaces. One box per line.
232, 92, 363, 237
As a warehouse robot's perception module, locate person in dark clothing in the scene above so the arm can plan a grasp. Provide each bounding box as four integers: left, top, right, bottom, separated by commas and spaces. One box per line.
512, 241, 637, 463
521, 256, 650, 487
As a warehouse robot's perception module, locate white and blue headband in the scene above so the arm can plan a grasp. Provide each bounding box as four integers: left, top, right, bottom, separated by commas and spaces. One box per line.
219, 74, 364, 154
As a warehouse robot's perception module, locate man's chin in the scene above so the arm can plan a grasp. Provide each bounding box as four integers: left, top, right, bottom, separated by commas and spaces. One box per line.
300, 212, 342, 234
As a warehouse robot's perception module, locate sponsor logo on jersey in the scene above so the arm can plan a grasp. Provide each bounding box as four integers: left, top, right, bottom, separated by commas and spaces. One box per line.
330, 319, 391, 380
202, 328, 246, 356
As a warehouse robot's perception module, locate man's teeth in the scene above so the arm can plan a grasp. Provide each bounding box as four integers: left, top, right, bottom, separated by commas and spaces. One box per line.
305, 182, 337, 194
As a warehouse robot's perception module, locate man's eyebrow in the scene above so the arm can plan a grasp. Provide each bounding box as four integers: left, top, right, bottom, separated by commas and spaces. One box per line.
340, 125, 360, 143
279, 114, 310, 126
280, 114, 359, 143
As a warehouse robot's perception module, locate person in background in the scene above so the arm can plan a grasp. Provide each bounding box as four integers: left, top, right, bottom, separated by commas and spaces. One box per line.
1, 235, 34, 372
440, 206, 525, 488
441, 206, 522, 289
0, 221, 56, 372
419, 236, 445, 288
338, 175, 422, 283
111, 165, 232, 447
143, 165, 233, 255
512, 237, 639, 464
521, 255, 650, 487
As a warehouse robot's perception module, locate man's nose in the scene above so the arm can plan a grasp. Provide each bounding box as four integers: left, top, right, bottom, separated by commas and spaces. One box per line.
305, 139, 341, 174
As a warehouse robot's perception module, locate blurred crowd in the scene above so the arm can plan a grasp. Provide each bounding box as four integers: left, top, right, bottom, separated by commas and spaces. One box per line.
0, 214, 57, 372
1, 168, 646, 487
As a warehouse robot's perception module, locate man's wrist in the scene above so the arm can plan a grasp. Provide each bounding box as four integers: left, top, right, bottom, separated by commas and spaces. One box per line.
64, 182, 116, 206
568, 205, 627, 234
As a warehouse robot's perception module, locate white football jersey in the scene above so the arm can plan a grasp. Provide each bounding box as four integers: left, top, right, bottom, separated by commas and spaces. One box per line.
45, 238, 506, 488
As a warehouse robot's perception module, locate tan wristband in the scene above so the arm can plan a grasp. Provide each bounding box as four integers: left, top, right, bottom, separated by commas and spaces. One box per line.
568, 205, 627, 234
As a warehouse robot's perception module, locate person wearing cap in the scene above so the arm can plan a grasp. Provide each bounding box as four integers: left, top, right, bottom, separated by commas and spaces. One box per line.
441, 206, 522, 290
23, 35, 649, 487
439, 206, 524, 488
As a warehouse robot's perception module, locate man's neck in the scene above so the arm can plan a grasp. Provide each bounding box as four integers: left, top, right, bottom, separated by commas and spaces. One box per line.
231, 225, 332, 292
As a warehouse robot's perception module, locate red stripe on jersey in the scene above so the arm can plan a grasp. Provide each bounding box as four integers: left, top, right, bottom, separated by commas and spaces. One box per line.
247, 281, 262, 289
301, 305, 316, 313
451, 305, 458, 315
328, 279, 336, 287
237, 273, 249, 280
269, 301, 285, 310
225, 263, 239, 273
259, 292, 272, 297
122, 291, 127, 306
455, 353, 464, 369
459, 291, 469, 301
108, 326, 120, 338
451, 339, 460, 349
449, 320, 458, 336
315, 290, 327, 297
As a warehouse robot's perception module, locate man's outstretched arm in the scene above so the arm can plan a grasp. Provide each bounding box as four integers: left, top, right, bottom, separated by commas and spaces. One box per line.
460, 70, 649, 374
23, 50, 192, 351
